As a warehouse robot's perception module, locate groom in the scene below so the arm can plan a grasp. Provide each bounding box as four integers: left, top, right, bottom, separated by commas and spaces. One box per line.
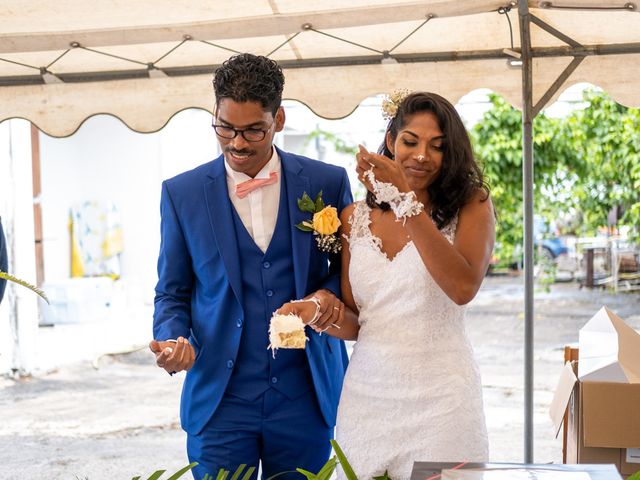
150, 53, 352, 479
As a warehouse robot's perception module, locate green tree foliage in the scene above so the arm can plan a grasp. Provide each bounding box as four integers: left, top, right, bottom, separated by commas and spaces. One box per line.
306, 128, 359, 156
561, 89, 640, 234
470, 94, 572, 265
470, 90, 640, 266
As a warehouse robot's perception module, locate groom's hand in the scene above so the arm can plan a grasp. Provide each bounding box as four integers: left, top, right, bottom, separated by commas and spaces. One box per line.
149, 336, 195, 375
306, 289, 344, 333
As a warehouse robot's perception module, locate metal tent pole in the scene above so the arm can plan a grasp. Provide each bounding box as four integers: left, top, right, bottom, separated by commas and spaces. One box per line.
518, 0, 535, 464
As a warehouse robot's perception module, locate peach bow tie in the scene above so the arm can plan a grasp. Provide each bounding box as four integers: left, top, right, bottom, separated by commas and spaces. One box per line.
235, 171, 278, 199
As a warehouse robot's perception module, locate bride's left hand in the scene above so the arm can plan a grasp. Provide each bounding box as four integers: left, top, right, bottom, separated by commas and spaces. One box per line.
276, 289, 345, 333
276, 301, 317, 325
355, 144, 411, 194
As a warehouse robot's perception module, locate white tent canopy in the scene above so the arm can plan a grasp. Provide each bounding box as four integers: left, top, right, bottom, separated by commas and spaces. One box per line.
1, 0, 640, 136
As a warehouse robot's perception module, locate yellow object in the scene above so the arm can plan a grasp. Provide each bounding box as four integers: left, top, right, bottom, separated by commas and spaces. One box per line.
68, 201, 124, 278
102, 228, 124, 258
312, 206, 341, 235
69, 211, 84, 278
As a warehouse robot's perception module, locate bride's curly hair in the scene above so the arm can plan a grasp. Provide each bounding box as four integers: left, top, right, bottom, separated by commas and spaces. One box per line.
368, 91, 490, 229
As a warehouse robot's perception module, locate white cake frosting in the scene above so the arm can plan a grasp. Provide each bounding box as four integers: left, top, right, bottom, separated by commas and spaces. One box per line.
268, 313, 308, 355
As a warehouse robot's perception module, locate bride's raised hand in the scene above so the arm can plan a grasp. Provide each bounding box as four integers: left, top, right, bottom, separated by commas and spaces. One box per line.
355, 144, 410, 194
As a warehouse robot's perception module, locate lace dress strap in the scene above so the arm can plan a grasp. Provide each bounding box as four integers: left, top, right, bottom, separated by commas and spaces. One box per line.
347, 201, 372, 242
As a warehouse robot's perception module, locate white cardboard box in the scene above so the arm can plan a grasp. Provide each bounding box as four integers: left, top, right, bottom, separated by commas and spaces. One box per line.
578, 306, 640, 383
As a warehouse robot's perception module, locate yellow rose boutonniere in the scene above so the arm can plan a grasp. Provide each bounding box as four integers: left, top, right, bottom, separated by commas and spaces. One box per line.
313, 206, 340, 236
296, 191, 342, 254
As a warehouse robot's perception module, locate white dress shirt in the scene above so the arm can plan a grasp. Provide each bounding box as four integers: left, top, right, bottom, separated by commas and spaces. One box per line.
224, 148, 281, 253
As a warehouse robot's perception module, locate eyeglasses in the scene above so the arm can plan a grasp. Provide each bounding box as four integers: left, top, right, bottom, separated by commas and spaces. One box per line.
212, 122, 273, 142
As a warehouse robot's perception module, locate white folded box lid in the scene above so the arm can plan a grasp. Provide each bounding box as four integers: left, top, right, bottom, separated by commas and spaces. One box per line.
578, 306, 640, 383
549, 361, 578, 437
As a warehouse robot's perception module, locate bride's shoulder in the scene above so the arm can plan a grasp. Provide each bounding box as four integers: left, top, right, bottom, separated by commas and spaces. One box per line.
340, 200, 368, 220
457, 188, 494, 225
340, 202, 357, 215
339, 202, 357, 232
339, 201, 368, 235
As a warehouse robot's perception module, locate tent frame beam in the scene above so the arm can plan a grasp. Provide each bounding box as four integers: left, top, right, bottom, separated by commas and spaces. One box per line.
530, 14, 582, 48
516, 8, 610, 461
3, 41, 640, 88
519, 0, 535, 464
533, 56, 584, 116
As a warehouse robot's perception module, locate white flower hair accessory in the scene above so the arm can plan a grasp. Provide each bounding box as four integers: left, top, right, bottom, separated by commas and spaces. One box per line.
381, 88, 411, 120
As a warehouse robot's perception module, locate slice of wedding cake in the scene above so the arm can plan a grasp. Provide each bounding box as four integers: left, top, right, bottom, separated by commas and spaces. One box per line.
268, 313, 307, 355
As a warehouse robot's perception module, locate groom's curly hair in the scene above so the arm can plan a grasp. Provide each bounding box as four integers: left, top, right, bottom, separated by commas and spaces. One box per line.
369, 92, 490, 230
213, 53, 285, 115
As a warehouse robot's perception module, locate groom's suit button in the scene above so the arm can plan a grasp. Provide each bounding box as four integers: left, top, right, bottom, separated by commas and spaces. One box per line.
236, 318, 243, 327
271, 376, 278, 384
262, 261, 271, 269
266, 289, 274, 297
227, 360, 234, 369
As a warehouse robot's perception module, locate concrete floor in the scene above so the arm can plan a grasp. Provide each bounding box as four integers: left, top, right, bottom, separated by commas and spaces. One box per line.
0, 276, 638, 479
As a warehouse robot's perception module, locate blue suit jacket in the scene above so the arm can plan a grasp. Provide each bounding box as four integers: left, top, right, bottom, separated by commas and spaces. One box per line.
153, 147, 353, 435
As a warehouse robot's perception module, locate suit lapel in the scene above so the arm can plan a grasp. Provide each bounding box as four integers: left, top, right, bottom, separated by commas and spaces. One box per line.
204, 156, 243, 305
279, 148, 312, 298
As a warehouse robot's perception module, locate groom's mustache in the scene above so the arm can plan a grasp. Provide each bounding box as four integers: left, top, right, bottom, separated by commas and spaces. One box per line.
226, 148, 256, 156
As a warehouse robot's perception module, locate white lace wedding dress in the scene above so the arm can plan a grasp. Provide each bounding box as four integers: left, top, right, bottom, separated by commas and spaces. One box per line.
335, 201, 488, 480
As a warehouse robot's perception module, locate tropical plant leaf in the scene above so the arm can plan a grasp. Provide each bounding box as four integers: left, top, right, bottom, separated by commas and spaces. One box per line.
145, 469, 167, 480
165, 462, 198, 480
314, 191, 325, 211
627, 471, 640, 480
295, 468, 317, 480
295, 221, 314, 232
315, 455, 338, 480
215, 468, 230, 480
266, 470, 299, 480
330, 439, 358, 480
240, 466, 256, 480
298, 193, 316, 213
229, 464, 247, 480
0, 270, 49, 304
373, 470, 393, 480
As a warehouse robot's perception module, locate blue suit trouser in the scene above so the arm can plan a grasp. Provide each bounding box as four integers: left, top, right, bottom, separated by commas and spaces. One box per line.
187, 387, 332, 480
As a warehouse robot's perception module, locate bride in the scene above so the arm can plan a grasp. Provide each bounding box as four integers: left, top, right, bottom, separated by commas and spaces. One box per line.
280, 91, 495, 479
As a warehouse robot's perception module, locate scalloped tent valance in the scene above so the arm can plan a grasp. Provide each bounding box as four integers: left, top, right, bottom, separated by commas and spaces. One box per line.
1, 0, 639, 136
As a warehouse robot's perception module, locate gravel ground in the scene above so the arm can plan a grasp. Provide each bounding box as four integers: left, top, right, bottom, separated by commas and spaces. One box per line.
1, 275, 638, 479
